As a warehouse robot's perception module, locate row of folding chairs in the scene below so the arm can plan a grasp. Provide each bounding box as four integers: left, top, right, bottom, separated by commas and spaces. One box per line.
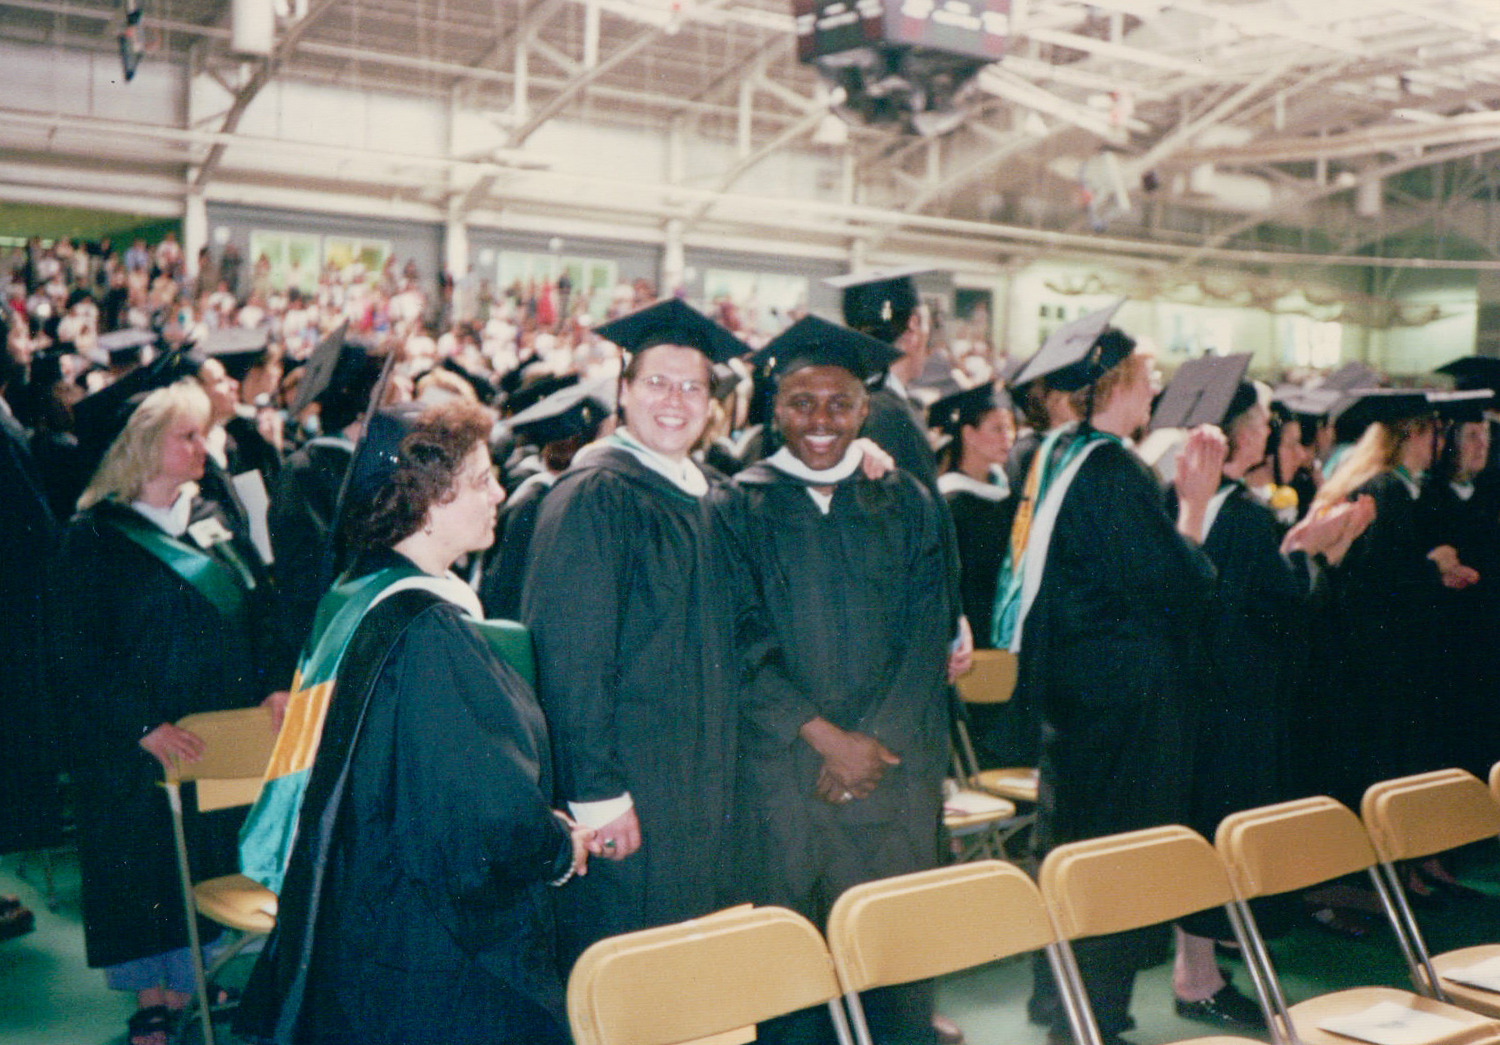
570, 771, 1500, 1045
162, 703, 1500, 1045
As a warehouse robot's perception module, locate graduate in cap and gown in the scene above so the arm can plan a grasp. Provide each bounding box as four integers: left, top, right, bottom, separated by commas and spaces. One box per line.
236, 401, 593, 1045
0, 336, 64, 857
831, 268, 942, 493
1416, 388, 1500, 779
479, 378, 612, 621
1159, 360, 1374, 1028
720, 316, 956, 1044
50, 358, 286, 1045
268, 323, 385, 654
1307, 390, 1475, 808
996, 302, 1225, 1043
521, 300, 747, 967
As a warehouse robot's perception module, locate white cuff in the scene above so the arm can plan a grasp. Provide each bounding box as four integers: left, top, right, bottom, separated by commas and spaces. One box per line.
569, 792, 634, 830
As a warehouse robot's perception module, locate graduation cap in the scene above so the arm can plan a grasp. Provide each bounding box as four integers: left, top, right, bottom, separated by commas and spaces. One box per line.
97, 327, 158, 368
343, 405, 422, 513
289, 321, 352, 416
1436, 357, 1500, 396
1273, 385, 1343, 421
1008, 300, 1130, 393
1321, 361, 1381, 391
506, 372, 579, 416
592, 299, 745, 364
441, 357, 498, 405
710, 363, 740, 403
72, 349, 195, 466
1334, 388, 1437, 436
1149, 353, 1252, 431
507, 381, 611, 446
749, 315, 902, 383
927, 383, 1010, 436
192, 326, 271, 380
1429, 389, 1493, 423
825, 266, 932, 341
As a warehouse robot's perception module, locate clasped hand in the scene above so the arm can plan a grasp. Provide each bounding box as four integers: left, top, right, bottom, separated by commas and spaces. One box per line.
800, 717, 900, 805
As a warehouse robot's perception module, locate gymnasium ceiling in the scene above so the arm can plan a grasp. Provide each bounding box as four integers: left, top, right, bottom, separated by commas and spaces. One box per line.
4, 0, 1500, 272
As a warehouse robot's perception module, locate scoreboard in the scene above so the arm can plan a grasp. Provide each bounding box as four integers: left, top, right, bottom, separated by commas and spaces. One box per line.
793, 0, 1009, 65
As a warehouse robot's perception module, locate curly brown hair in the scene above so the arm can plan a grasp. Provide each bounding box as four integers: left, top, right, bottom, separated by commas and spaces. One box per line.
345, 400, 495, 553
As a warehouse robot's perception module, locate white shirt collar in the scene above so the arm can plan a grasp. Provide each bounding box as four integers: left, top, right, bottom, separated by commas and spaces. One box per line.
130, 487, 195, 537
884, 372, 909, 402
1452, 480, 1476, 501
205, 424, 228, 470
765, 443, 865, 486
1393, 469, 1421, 499
610, 429, 709, 497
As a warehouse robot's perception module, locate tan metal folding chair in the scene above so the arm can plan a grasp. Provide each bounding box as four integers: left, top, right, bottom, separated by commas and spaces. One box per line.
952, 648, 1039, 805
1039, 824, 1268, 1045
1218, 796, 1500, 1045
826, 859, 1080, 1045
567, 905, 854, 1045
165, 706, 279, 1045
1362, 769, 1500, 1016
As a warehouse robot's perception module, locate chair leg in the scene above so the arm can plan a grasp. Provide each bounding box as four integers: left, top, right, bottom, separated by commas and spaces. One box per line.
166, 784, 215, 1045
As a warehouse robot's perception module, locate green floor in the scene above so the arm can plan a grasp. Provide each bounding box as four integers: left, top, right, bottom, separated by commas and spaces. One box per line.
4, 847, 1500, 1045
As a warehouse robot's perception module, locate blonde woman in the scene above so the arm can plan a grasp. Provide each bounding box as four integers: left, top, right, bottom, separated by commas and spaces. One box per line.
1307, 392, 1474, 814
54, 377, 280, 1045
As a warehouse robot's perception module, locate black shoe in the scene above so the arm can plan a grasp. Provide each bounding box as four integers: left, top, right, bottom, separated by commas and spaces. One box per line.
1175, 982, 1267, 1030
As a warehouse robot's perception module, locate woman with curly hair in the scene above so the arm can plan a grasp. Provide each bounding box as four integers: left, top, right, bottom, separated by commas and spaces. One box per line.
236, 400, 593, 1045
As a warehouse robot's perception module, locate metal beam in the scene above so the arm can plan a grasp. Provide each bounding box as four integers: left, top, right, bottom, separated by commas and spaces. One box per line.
191, 0, 341, 191
452, 0, 732, 219
1167, 138, 1500, 270
683, 105, 828, 229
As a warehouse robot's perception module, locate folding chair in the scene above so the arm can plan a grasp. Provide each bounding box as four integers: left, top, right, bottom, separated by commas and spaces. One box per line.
1217, 796, 1500, 1045
568, 905, 854, 1045
952, 648, 1039, 805
165, 706, 280, 1045
943, 783, 1021, 862
1362, 769, 1500, 1016
1038, 824, 1268, 1045
826, 859, 1080, 1045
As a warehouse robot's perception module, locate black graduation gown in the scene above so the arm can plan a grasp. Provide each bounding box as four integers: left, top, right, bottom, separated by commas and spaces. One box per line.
225, 411, 282, 483
1019, 438, 1215, 856
236, 576, 574, 1045
1019, 438, 1215, 1033
1417, 474, 1500, 777
0, 403, 63, 853
942, 472, 1032, 768
478, 472, 554, 622
860, 383, 939, 494
50, 500, 261, 967
941, 475, 1016, 650
1189, 485, 1307, 832
1320, 472, 1444, 807
722, 464, 954, 923
269, 438, 353, 655
521, 447, 739, 966
1180, 485, 1309, 939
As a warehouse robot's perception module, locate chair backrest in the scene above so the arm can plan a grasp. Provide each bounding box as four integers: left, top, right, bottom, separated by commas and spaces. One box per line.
826, 860, 1054, 993
567, 906, 843, 1045
1039, 824, 1234, 939
1363, 769, 1500, 864
169, 706, 277, 812
1216, 796, 1377, 900
954, 649, 1019, 706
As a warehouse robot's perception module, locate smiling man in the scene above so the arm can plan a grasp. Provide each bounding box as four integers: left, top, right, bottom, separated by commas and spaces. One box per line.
720, 315, 956, 1045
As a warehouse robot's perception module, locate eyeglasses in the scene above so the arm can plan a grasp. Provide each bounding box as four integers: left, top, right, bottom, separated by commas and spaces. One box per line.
636, 373, 710, 401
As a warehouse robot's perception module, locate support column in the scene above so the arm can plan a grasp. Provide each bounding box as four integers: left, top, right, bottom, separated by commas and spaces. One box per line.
662, 218, 685, 298
183, 191, 208, 281
445, 217, 470, 281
